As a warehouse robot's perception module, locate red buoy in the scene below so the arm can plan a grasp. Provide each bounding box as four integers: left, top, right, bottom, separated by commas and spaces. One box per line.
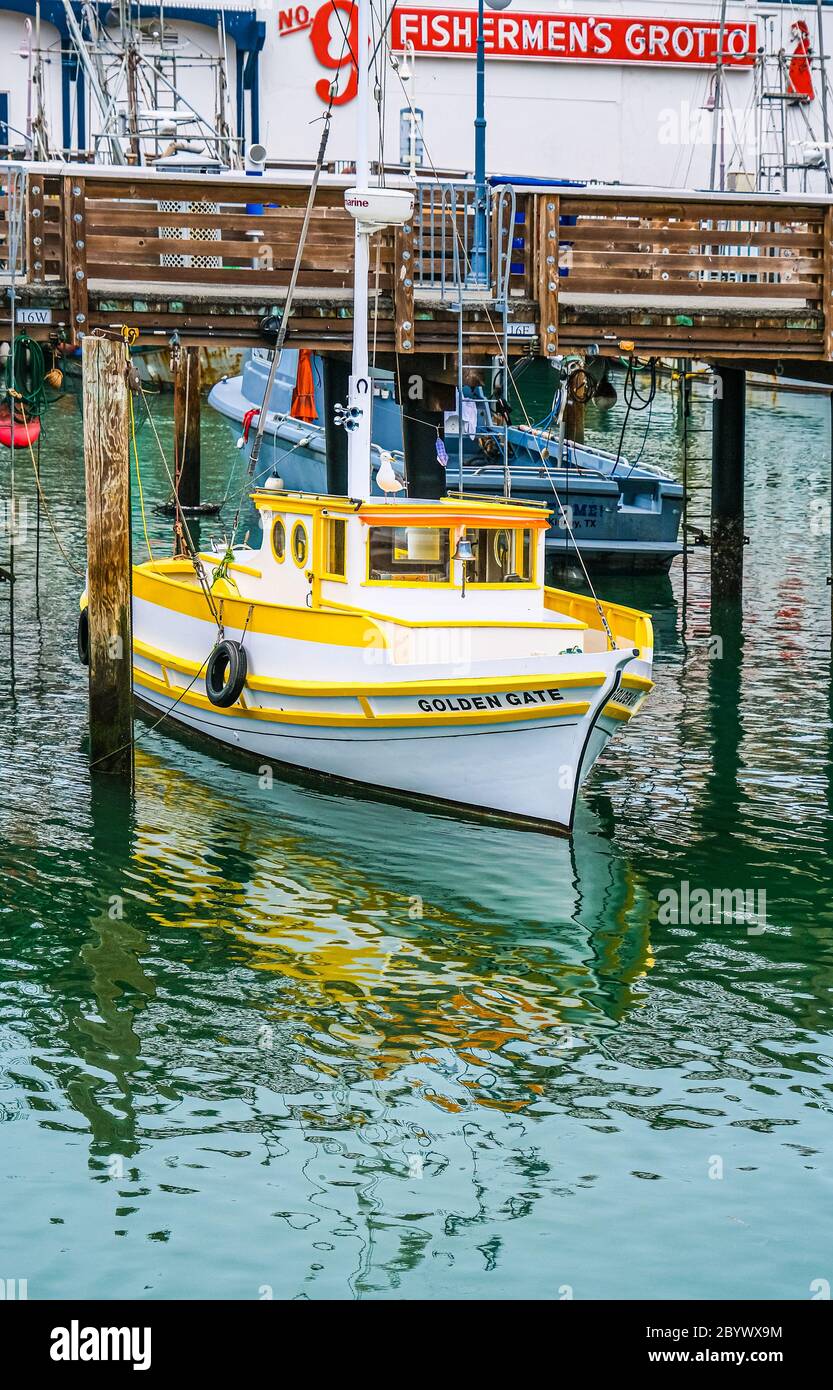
0, 416, 41, 448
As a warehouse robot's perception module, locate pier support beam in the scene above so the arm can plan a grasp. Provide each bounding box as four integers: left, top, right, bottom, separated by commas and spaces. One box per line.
82, 335, 134, 782
399, 368, 453, 498
322, 355, 349, 495
564, 396, 585, 444
711, 365, 746, 599
402, 403, 445, 498
173, 346, 201, 510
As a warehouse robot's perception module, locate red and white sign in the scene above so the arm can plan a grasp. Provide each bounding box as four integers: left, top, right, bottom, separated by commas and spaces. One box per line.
279, 4, 760, 107
390, 9, 758, 68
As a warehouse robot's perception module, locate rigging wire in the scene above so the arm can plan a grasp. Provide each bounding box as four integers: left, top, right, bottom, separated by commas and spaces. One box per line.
233, 22, 353, 544
386, 57, 618, 647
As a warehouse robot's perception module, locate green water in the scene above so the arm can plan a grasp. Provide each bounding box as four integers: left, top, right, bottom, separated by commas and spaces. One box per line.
1, 368, 832, 1301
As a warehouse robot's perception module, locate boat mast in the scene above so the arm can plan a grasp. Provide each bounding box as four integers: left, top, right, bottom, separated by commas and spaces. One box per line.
23, 19, 34, 158
708, 0, 728, 191
347, 0, 372, 498
816, 0, 833, 191
33, 3, 51, 159
61, 0, 127, 164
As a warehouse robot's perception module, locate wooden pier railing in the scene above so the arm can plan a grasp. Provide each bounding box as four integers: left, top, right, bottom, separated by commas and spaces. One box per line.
2, 163, 832, 362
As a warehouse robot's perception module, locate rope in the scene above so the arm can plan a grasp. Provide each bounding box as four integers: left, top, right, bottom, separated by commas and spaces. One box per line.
209, 545, 239, 593
120, 327, 155, 561
17, 399, 84, 579
134, 378, 225, 636
129, 388, 154, 561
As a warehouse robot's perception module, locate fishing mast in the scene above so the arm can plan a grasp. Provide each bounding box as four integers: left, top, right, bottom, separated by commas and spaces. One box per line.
59, 2, 240, 168
346, 0, 373, 498
708, 0, 728, 191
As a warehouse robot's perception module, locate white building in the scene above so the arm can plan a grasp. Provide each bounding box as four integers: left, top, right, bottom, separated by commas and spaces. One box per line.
3, 1, 833, 190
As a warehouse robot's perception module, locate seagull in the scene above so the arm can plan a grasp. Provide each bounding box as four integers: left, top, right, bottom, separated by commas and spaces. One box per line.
376, 451, 405, 500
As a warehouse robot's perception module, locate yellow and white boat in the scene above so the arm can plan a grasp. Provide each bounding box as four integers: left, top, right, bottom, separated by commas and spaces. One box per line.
127, 488, 653, 833
105, 0, 654, 834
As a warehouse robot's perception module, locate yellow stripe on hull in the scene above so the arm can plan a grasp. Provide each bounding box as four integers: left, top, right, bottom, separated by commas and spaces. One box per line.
132, 638, 607, 698
132, 666, 591, 729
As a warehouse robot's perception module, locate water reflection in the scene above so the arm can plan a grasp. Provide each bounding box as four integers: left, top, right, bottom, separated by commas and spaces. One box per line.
3, 372, 833, 1298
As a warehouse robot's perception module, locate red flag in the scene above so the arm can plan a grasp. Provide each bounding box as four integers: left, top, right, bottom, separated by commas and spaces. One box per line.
788, 21, 815, 102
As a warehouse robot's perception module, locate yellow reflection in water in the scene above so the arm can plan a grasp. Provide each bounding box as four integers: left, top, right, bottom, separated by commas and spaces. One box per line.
128, 741, 654, 1112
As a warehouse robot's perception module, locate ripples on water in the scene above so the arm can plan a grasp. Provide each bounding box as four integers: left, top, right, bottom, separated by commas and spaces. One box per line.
1, 370, 832, 1299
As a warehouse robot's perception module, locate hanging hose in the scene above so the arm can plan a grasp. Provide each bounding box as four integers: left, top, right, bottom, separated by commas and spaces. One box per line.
3, 332, 47, 419
533, 360, 599, 433
613, 356, 657, 474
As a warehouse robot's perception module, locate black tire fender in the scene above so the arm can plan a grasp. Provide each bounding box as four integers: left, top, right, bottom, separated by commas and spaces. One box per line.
77, 607, 90, 666
205, 640, 248, 708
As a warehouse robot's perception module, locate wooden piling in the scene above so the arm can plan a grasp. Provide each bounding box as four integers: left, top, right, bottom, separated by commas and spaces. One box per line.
711, 365, 746, 600
564, 397, 585, 444
82, 334, 134, 781
173, 345, 201, 510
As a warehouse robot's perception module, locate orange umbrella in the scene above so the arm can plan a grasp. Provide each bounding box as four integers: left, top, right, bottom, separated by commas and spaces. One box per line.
290, 349, 318, 422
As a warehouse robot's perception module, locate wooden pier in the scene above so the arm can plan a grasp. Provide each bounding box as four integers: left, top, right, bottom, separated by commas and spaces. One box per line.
3, 159, 833, 659
4, 163, 833, 365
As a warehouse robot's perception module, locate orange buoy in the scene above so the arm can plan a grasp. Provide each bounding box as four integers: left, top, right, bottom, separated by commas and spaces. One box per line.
0, 416, 41, 448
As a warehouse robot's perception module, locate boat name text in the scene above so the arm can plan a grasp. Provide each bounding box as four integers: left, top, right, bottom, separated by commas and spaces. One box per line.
417, 689, 565, 713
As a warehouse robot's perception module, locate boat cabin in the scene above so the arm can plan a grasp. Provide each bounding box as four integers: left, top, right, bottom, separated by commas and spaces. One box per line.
245, 488, 554, 620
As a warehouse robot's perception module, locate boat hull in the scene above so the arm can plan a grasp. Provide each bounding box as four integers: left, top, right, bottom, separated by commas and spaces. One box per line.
128, 573, 646, 833
133, 675, 621, 833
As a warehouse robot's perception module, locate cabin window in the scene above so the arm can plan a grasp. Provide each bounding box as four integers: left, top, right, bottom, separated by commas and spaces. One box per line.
291, 521, 308, 568
518, 529, 533, 581
271, 518, 286, 562
367, 526, 450, 583
323, 517, 347, 579
465, 527, 535, 584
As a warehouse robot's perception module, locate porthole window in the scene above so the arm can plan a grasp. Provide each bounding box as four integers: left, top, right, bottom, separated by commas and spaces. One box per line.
291, 521, 308, 568
272, 518, 286, 562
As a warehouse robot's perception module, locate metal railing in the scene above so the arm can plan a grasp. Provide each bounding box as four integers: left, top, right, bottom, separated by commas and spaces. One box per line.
413, 180, 492, 295
0, 167, 26, 283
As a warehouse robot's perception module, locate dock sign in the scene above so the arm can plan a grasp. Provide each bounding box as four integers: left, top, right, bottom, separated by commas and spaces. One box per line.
16, 308, 53, 325
390, 11, 758, 68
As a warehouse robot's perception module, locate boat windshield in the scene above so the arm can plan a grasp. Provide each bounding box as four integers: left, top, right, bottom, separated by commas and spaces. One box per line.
465, 527, 533, 584
368, 526, 451, 583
